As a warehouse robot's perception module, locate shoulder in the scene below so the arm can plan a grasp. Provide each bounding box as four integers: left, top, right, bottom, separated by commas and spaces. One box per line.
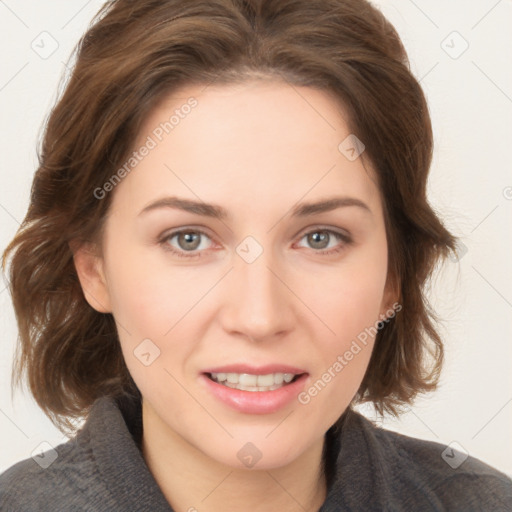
0, 397, 130, 511
1, 436, 78, 510
0, 428, 109, 511
0, 395, 170, 512
0, 438, 71, 505
346, 410, 512, 510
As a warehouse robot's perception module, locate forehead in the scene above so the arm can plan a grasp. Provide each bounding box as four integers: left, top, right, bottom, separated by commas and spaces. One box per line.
109, 79, 381, 220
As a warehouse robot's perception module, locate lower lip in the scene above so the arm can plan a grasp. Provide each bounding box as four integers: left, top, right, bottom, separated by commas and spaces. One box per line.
200, 373, 309, 414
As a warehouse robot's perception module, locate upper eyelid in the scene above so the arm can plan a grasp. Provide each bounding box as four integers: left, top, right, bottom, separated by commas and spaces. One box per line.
161, 227, 218, 245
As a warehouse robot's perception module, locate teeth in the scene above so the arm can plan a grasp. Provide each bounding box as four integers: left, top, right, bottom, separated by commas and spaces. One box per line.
209, 372, 300, 392
256, 374, 274, 386
227, 373, 238, 384
239, 374, 258, 386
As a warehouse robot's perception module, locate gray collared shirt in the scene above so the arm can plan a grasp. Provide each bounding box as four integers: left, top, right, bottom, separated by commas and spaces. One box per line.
1, 394, 511, 511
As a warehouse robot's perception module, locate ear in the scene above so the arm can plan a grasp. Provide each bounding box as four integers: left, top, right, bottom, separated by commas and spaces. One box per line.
70, 241, 112, 313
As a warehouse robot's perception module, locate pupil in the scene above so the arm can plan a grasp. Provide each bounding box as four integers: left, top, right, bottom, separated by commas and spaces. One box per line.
309, 231, 328, 249
180, 232, 200, 250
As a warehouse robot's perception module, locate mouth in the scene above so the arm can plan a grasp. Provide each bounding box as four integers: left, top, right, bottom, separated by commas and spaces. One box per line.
205, 372, 304, 392
200, 366, 309, 414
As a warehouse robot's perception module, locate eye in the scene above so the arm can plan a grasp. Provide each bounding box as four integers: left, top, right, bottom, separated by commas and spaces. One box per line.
159, 229, 215, 259
295, 228, 352, 256
159, 226, 352, 259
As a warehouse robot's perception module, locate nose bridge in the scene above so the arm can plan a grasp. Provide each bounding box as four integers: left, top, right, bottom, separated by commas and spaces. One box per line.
222, 239, 293, 340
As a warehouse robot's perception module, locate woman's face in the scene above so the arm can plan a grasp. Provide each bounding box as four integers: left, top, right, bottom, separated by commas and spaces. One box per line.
78, 80, 395, 469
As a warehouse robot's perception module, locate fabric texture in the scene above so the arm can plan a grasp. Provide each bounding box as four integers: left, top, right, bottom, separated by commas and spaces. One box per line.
1, 393, 511, 511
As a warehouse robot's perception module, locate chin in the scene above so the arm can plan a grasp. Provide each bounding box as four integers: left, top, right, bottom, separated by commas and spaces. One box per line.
196, 427, 320, 472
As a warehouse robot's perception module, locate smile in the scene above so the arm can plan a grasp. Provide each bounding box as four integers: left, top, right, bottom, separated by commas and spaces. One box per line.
207, 372, 301, 392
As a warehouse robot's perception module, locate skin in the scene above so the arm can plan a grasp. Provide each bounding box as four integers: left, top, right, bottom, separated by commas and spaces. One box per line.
73, 79, 396, 512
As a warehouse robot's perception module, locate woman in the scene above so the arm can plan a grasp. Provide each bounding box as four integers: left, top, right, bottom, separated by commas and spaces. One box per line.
1, 0, 511, 510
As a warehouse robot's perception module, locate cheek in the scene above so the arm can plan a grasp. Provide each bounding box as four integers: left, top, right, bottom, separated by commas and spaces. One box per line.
311, 248, 388, 345
317, 278, 383, 380
107, 258, 197, 402
102, 236, 219, 381
299, 243, 388, 410
103, 236, 197, 335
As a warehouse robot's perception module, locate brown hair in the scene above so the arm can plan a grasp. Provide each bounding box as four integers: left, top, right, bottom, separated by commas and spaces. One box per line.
2, 0, 456, 434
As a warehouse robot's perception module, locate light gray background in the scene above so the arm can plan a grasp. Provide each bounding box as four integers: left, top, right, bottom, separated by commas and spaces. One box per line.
1, 0, 511, 476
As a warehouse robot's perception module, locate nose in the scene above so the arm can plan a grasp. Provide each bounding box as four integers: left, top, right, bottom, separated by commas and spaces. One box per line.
219, 245, 296, 343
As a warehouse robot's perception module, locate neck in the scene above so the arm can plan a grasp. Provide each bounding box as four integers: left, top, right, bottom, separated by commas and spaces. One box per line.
141, 400, 327, 512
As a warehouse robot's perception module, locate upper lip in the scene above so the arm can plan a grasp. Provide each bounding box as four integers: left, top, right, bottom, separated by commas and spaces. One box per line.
202, 364, 307, 375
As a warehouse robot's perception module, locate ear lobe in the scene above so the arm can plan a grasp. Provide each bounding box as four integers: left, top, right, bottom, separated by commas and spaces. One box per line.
70, 241, 112, 313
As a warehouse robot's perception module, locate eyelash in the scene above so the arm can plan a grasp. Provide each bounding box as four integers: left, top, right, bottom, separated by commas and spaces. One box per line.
158, 227, 352, 259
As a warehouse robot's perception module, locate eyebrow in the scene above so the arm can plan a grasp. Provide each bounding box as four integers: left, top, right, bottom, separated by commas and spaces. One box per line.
138, 195, 372, 219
